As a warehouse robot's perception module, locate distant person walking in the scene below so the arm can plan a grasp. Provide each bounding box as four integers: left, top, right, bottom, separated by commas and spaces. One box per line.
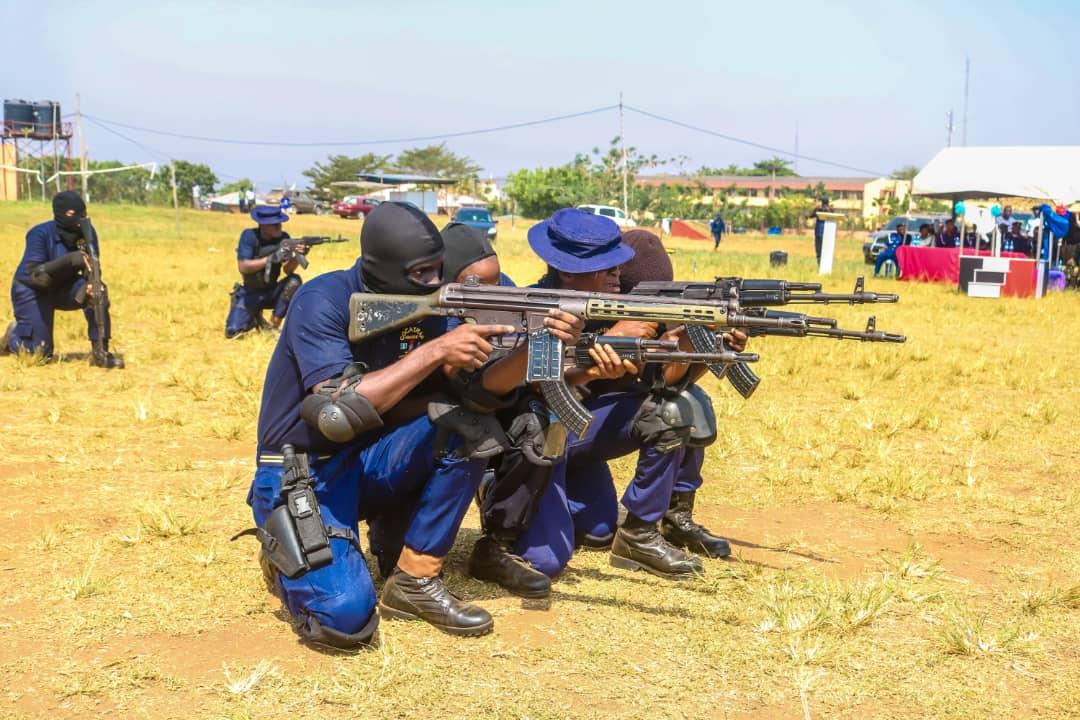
710, 213, 726, 250
812, 197, 831, 263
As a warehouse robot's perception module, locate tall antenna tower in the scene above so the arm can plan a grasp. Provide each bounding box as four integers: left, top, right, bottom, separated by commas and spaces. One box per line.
962, 57, 970, 146
945, 110, 954, 147
794, 122, 799, 174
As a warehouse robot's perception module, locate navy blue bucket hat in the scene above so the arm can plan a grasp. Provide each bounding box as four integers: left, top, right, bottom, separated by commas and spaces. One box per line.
527, 208, 634, 273
250, 204, 290, 225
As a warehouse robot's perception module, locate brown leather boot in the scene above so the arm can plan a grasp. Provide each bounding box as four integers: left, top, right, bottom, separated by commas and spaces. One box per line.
609, 512, 704, 580
379, 568, 493, 637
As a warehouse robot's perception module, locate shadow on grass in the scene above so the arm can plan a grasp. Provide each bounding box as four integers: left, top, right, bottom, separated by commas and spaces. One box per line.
727, 537, 838, 564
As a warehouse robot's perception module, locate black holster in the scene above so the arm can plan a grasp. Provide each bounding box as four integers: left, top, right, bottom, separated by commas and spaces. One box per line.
257, 446, 333, 578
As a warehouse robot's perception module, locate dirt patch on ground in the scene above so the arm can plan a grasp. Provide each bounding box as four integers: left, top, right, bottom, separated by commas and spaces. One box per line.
698, 501, 1023, 587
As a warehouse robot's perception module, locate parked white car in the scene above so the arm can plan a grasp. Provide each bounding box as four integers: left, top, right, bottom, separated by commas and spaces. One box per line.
576, 204, 637, 228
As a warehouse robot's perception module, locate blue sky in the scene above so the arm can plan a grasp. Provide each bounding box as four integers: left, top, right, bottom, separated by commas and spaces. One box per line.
7, 0, 1078, 190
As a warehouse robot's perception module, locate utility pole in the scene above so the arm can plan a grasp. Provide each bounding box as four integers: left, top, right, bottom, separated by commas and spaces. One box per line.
76, 93, 88, 199
170, 161, 180, 234
619, 91, 628, 220
945, 109, 954, 147
962, 57, 970, 146
793, 122, 799, 175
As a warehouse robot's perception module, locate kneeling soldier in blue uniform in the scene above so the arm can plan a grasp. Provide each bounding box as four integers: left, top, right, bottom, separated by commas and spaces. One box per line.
512, 215, 742, 580
245, 202, 581, 647
225, 204, 305, 338
3, 191, 122, 367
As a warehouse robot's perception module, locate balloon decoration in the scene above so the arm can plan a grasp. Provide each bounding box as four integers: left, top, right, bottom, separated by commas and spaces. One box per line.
954, 201, 966, 215
990, 203, 1002, 217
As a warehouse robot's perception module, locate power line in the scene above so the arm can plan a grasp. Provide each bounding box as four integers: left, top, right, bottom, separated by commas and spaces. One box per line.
624, 104, 890, 177
84, 116, 172, 163
82, 105, 620, 148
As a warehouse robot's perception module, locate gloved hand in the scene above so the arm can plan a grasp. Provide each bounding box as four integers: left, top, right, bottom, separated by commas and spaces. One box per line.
428, 401, 510, 460
506, 398, 561, 466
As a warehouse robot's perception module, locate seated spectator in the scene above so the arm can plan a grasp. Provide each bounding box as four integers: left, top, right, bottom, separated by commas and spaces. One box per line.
1065, 257, 1080, 289
996, 205, 1016, 235
1004, 221, 1032, 257
912, 223, 935, 247
875, 222, 904, 278
936, 218, 961, 248
964, 225, 989, 251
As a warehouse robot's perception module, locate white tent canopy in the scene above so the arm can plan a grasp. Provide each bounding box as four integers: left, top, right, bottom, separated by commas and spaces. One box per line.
913, 146, 1080, 204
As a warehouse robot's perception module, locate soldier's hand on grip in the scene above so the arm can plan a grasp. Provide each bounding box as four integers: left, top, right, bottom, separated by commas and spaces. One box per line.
434, 323, 516, 371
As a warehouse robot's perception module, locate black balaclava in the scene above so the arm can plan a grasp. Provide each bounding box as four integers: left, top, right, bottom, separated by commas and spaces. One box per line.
619, 229, 673, 293
441, 222, 494, 283
360, 202, 445, 294
53, 191, 88, 248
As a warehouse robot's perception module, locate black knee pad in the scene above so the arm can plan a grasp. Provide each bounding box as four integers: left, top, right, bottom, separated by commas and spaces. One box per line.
280, 275, 303, 304
296, 610, 379, 650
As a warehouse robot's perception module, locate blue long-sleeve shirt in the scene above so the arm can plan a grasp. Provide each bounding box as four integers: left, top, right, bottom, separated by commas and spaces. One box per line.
13, 220, 99, 290
883, 232, 905, 252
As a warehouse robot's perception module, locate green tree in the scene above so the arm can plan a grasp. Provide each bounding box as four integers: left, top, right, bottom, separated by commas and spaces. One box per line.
168, 160, 217, 205
892, 165, 920, 181
394, 143, 481, 179
751, 156, 797, 177
302, 153, 392, 201
219, 178, 254, 194
696, 163, 743, 176
695, 158, 798, 177
85, 160, 157, 204
503, 162, 593, 218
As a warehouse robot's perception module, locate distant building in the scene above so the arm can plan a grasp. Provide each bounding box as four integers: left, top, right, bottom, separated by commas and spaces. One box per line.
635, 174, 911, 219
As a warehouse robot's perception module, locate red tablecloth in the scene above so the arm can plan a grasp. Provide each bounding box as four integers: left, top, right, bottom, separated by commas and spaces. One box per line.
895, 246, 1028, 283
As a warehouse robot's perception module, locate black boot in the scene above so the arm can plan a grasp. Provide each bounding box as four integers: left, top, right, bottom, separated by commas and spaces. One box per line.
468, 534, 551, 598
89, 340, 124, 369
89, 350, 125, 369
661, 491, 731, 558
379, 567, 493, 637
609, 512, 703, 580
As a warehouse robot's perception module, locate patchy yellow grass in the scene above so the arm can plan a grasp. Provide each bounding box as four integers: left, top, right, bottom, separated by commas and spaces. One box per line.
0, 201, 1078, 719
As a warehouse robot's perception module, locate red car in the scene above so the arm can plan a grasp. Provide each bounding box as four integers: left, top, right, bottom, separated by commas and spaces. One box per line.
332, 196, 381, 218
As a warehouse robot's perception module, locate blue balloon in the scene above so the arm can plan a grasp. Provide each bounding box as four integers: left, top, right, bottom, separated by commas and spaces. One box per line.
990, 203, 1002, 217
954, 201, 966, 215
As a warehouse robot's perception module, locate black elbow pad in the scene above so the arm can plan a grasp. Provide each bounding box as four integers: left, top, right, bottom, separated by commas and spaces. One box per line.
300, 372, 383, 443
28, 251, 83, 289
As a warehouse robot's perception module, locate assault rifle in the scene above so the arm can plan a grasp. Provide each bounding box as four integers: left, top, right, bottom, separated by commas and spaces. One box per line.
571, 333, 759, 369
630, 277, 903, 398
348, 281, 804, 437
262, 235, 348, 282
630, 276, 899, 306
77, 217, 112, 367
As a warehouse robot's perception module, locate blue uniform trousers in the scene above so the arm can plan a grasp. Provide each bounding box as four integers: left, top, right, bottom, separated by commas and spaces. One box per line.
225, 275, 300, 337
515, 391, 684, 577
874, 249, 899, 277
248, 415, 485, 637
8, 279, 111, 357
673, 445, 705, 493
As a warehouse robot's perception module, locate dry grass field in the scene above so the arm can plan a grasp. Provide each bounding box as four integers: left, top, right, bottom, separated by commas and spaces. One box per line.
0, 201, 1078, 719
